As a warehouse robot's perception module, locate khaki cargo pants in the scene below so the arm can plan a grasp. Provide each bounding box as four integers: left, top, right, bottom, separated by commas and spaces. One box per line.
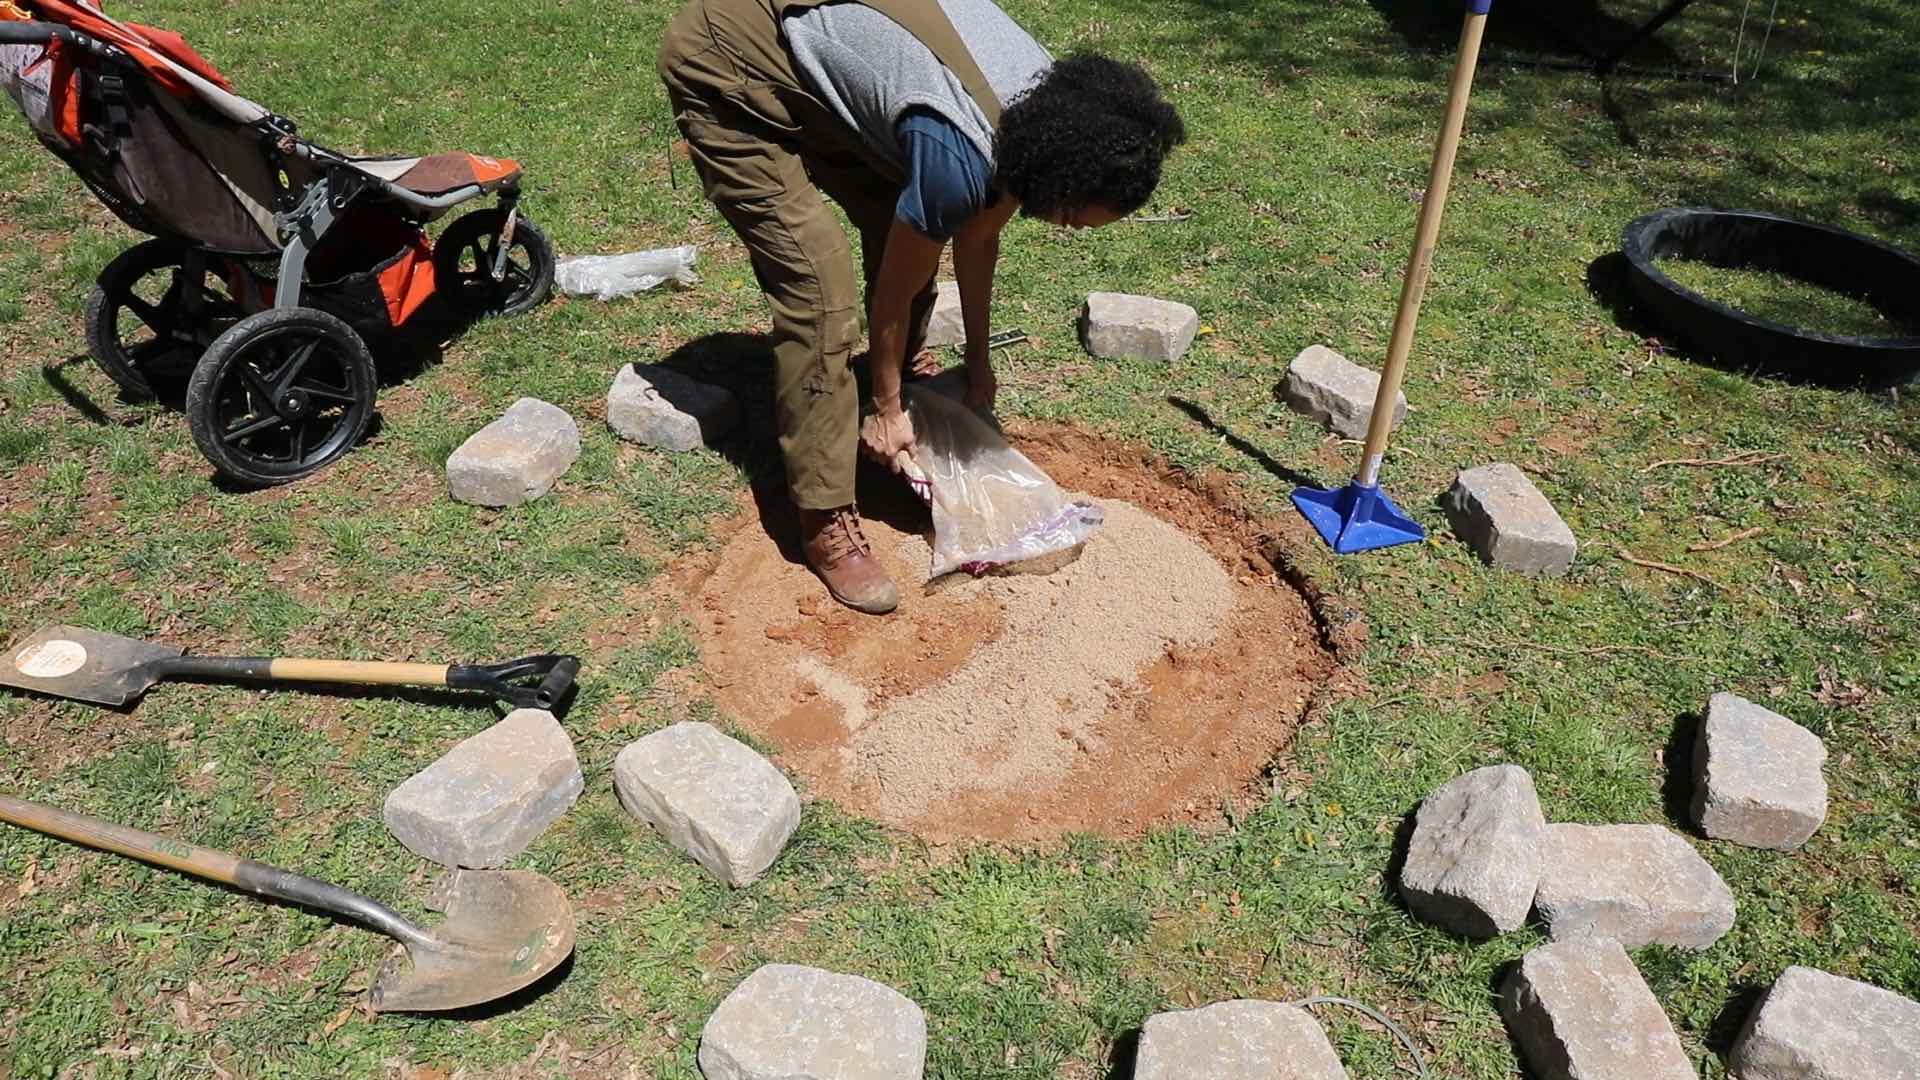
658, 0, 938, 510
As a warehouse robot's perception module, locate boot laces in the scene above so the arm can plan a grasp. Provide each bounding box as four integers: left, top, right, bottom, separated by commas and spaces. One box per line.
823, 507, 873, 563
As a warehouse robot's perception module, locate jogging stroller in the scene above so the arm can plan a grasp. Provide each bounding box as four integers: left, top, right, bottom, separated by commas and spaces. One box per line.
1, 0, 555, 484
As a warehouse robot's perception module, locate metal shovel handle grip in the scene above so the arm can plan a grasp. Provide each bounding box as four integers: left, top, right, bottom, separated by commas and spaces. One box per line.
0, 794, 430, 948
447, 654, 580, 710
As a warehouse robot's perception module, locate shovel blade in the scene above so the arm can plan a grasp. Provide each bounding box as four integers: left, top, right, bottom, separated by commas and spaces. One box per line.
369, 870, 575, 1013
0, 626, 181, 706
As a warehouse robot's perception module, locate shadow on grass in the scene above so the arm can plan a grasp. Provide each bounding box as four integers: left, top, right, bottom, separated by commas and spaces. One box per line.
1487, 959, 1528, 1067
1101, 0, 1920, 230
357, 292, 482, 389
645, 329, 785, 481
641, 329, 935, 566
1165, 396, 1317, 488
1707, 984, 1766, 1058
1662, 711, 1703, 833
1862, 188, 1920, 229
1103, 1029, 1141, 1080
1381, 808, 1419, 918
1368, 0, 1691, 73
41, 355, 137, 425
1094, 0, 1694, 85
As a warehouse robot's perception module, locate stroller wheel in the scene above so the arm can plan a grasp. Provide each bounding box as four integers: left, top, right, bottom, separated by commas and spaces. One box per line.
433, 209, 555, 318
185, 308, 377, 486
85, 240, 243, 401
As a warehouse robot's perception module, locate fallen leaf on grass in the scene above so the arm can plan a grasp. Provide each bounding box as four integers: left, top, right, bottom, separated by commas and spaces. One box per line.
320, 1004, 353, 1036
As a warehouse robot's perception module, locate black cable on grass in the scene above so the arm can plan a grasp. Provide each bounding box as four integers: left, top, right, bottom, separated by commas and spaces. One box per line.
1290, 996, 1430, 1078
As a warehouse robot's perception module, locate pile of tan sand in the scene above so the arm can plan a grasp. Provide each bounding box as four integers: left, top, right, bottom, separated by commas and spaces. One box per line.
685, 459, 1330, 842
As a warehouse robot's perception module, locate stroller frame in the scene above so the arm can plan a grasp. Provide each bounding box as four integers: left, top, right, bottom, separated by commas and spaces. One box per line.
271, 145, 526, 316
3, 8, 555, 485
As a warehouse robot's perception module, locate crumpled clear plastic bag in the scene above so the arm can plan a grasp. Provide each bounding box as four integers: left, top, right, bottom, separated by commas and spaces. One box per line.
554, 245, 700, 300
898, 383, 1103, 577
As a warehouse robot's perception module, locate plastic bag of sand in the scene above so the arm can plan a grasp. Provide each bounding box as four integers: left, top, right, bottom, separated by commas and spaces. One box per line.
897, 383, 1103, 577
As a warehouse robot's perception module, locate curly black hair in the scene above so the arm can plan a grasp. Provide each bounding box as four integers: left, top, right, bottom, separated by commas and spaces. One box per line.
994, 53, 1186, 220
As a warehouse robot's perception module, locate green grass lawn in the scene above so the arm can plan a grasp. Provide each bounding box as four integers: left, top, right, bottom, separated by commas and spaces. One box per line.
3, 0, 1918, 1076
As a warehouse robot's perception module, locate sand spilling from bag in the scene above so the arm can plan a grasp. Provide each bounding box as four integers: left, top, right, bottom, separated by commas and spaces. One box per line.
686, 439, 1332, 842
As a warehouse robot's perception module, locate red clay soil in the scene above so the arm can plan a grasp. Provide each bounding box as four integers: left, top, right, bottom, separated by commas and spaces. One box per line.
673, 424, 1336, 844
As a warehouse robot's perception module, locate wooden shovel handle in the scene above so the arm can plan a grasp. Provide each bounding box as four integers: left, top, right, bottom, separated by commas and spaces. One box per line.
1357, 5, 1491, 484
266, 659, 451, 686
155, 656, 452, 687
0, 794, 242, 885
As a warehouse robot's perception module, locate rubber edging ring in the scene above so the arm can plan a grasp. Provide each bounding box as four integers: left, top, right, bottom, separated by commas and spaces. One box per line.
1620, 207, 1920, 384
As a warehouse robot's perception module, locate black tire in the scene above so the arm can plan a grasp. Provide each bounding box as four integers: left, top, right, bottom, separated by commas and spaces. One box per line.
433, 209, 554, 318
84, 240, 243, 400
1622, 208, 1920, 385
185, 308, 377, 486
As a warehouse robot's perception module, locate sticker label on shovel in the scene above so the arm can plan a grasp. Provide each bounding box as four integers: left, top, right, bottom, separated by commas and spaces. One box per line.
16, 639, 87, 678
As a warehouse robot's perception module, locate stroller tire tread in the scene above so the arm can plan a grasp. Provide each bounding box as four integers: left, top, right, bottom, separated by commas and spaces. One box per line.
84, 239, 219, 402
185, 307, 378, 488
84, 277, 156, 402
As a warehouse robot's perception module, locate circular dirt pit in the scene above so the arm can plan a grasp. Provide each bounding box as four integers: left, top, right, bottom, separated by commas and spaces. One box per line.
676, 426, 1335, 844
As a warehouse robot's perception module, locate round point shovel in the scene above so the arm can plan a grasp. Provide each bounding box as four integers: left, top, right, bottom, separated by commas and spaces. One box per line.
0, 794, 575, 1013
1293, 0, 1493, 553
1, 624, 580, 711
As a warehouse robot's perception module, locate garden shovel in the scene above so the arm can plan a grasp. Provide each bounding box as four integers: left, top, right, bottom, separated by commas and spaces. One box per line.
0, 793, 575, 1012
0, 625, 579, 710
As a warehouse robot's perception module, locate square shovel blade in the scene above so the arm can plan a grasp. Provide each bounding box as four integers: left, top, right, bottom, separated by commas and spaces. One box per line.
0, 626, 184, 706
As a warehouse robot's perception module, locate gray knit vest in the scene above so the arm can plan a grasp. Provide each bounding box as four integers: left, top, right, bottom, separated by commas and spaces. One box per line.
782, 0, 1051, 174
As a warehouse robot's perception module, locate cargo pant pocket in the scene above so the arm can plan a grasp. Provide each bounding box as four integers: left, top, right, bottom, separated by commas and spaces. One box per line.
808, 305, 861, 395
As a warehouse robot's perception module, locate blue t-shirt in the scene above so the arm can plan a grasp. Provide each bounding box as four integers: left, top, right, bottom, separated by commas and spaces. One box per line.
894, 108, 994, 242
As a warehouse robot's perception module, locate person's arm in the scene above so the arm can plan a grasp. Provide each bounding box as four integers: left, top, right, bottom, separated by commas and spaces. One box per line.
950, 199, 1017, 412
860, 217, 944, 464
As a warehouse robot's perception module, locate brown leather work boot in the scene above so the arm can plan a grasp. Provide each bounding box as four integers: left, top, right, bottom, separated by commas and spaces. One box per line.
798, 505, 900, 615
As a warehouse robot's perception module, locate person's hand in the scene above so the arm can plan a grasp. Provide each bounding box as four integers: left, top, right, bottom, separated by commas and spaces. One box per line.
861, 401, 916, 466
963, 366, 997, 413
907, 348, 945, 379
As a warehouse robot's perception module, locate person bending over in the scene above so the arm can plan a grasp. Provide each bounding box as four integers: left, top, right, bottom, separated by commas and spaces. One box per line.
659, 0, 1185, 613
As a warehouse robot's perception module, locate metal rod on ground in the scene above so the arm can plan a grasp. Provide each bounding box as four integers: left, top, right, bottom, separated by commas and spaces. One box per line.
1292, 0, 1491, 554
